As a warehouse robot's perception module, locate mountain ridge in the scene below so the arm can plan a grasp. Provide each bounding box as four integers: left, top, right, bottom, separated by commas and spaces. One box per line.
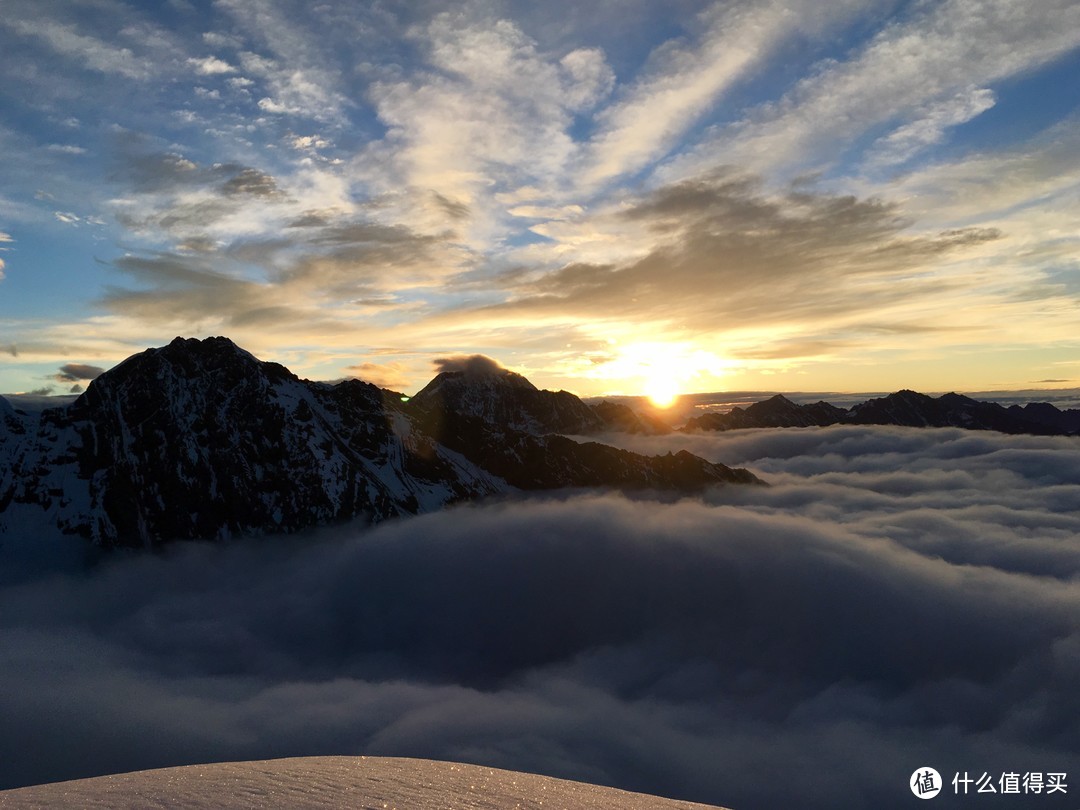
682, 388, 1080, 435
0, 337, 762, 548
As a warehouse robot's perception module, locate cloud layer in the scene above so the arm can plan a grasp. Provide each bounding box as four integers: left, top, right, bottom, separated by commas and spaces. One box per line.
1, 425, 1077, 810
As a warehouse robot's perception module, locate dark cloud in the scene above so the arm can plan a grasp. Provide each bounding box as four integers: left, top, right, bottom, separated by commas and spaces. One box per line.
431, 191, 469, 220
308, 221, 437, 249
484, 171, 1001, 342
52, 363, 105, 382
220, 167, 282, 198
116, 150, 203, 193
102, 253, 305, 329
176, 236, 220, 254
0, 427, 1077, 809
432, 354, 505, 376
286, 209, 340, 228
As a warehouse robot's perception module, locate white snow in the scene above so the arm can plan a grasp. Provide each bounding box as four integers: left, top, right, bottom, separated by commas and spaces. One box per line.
0, 757, 729, 809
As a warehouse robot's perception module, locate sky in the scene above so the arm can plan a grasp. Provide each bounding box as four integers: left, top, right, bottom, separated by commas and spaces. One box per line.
1, 0, 1080, 398
2, 424, 1078, 810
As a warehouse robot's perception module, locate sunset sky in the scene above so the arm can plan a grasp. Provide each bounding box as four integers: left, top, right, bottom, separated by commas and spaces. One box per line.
2, 0, 1079, 398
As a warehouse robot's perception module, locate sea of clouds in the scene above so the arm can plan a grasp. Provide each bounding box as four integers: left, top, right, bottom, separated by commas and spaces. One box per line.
1, 425, 1078, 810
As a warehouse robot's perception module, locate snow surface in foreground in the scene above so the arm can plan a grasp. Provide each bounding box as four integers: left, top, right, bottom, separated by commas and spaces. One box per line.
0, 756, 729, 810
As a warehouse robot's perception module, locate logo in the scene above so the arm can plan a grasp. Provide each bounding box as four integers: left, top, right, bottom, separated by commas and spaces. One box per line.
911, 767, 942, 799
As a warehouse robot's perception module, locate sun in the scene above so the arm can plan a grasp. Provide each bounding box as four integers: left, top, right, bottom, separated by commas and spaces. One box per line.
644, 373, 680, 408
581, 338, 732, 407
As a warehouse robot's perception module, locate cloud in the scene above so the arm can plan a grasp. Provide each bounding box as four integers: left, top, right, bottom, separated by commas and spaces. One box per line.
431, 354, 506, 376
220, 167, 281, 198
345, 361, 411, 390
866, 87, 997, 169
668, 0, 1080, 180
6, 19, 153, 80
290, 134, 330, 151
52, 363, 106, 383
367, 13, 614, 227
578, 0, 869, 189
217, 0, 350, 122
0, 426, 1077, 810
474, 171, 1002, 351
46, 144, 87, 155
188, 56, 236, 75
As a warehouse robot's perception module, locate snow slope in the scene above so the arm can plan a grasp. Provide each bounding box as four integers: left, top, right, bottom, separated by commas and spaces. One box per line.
0, 757, 729, 810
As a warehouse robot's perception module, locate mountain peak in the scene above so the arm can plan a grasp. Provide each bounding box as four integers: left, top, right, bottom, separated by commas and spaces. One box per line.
410, 358, 602, 435
78, 336, 293, 406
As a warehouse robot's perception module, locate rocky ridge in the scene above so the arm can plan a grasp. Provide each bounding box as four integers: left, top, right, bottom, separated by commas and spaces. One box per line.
0, 337, 761, 548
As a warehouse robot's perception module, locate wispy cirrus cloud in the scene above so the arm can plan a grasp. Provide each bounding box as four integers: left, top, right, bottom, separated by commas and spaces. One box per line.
667, 0, 1080, 181
5, 19, 154, 80
578, 0, 876, 190
865, 86, 997, 169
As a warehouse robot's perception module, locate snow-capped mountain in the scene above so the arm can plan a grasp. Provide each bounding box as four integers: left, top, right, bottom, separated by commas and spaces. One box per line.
0, 337, 761, 548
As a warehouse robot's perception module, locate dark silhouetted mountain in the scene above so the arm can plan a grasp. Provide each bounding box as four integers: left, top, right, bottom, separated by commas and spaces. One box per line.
682, 388, 1077, 436
1006, 401, 1080, 434
591, 400, 673, 434
845, 390, 1043, 432
408, 361, 758, 491
411, 362, 606, 435
0, 337, 761, 547
684, 395, 847, 431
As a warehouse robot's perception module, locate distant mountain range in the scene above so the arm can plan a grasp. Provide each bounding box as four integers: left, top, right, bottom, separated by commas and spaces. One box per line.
682, 389, 1080, 435
0, 337, 760, 548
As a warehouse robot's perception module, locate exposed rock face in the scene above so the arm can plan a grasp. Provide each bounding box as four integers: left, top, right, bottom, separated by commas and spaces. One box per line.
682, 389, 1077, 436
0, 337, 762, 548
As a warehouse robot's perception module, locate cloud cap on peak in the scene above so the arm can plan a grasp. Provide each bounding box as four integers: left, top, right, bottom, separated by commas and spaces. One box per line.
432, 354, 509, 377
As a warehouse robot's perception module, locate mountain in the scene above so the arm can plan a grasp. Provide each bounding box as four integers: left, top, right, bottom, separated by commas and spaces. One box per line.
591, 399, 674, 434
0, 337, 762, 548
411, 358, 606, 435
682, 388, 1078, 435
685, 395, 846, 431
1005, 401, 1080, 434
404, 357, 757, 491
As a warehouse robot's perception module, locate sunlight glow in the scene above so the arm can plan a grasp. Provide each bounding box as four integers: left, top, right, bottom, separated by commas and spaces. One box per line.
583, 340, 732, 403
644, 375, 680, 408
